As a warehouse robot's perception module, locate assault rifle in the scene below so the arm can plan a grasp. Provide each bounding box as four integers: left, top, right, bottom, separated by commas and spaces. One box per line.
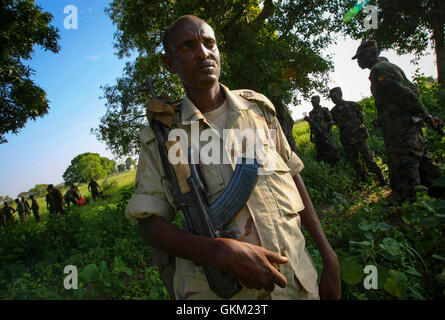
303, 112, 333, 145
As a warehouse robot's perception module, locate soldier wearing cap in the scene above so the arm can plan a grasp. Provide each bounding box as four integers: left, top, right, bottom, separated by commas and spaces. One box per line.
30, 195, 40, 223
126, 15, 341, 300
1, 201, 16, 228
15, 198, 27, 223
21, 196, 31, 218
353, 40, 444, 201
47, 184, 66, 217
306, 95, 340, 165
329, 87, 387, 185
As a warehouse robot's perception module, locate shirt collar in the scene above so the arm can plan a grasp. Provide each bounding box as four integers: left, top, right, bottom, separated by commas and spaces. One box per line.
180, 83, 250, 126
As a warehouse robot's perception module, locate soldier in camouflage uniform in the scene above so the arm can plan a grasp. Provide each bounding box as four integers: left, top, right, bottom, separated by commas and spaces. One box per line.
88, 179, 100, 201
306, 96, 340, 165
15, 198, 27, 223
47, 184, 66, 217
65, 185, 81, 208
30, 195, 40, 223
1, 201, 14, 229
329, 87, 387, 185
353, 40, 444, 202
2, 201, 15, 226
21, 196, 31, 218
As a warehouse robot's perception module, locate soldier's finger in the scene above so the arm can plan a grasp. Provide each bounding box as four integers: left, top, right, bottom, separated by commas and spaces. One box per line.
268, 263, 287, 288
262, 249, 288, 265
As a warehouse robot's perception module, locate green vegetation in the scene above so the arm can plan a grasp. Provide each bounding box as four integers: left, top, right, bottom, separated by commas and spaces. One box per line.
0, 0, 60, 144
0, 79, 444, 300
62, 153, 117, 186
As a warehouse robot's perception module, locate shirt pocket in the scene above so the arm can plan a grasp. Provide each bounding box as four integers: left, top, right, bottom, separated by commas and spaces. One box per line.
266, 149, 305, 216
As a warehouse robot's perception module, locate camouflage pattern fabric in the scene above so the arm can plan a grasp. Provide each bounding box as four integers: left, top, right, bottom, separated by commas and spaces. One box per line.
369, 60, 442, 200
331, 100, 384, 180
48, 188, 66, 216
308, 107, 340, 165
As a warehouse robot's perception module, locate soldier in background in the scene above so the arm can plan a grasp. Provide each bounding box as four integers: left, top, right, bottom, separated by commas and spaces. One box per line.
88, 178, 100, 201
329, 87, 387, 185
30, 195, 40, 222
65, 185, 81, 208
1, 201, 14, 229
15, 198, 27, 223
2, 201, 15, 226
21, 196, 31, 218
45, 192, 50, 211
353, 40, 444, 202
47, 184, 66, 217
306, 95, 340, 165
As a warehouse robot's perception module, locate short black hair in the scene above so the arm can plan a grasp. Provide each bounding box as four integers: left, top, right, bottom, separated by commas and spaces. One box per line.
162, 15, 205, 56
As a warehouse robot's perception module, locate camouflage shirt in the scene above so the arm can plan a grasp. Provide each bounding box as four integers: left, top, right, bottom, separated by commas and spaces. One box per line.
330, 100, 365, 144
369, 61, 428, 157
308, 107, 334, 139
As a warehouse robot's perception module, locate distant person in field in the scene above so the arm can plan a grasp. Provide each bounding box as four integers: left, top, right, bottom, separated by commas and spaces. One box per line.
2, 201, 16, 226
88, 178, 101, 201
47, 184, 66, 217
21, 196, 31, 218
1, 201, 15, 229
15, 198, 27, 223
45, 192, 50, 211
65, 184, 81, 208
30, 195, 40, 223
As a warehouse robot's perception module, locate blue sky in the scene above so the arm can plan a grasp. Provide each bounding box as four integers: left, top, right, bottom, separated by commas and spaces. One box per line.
1, 0, 131, 197
0, 1, 438, 198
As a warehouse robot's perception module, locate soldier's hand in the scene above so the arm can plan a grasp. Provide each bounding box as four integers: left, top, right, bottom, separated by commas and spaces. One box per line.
319, 253, 341, 300
430, 116, 444, 129
213, 238, 288, 292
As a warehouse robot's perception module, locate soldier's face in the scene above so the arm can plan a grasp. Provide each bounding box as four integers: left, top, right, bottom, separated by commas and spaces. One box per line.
330, 94, 341, 104
357, 51, 374, 69
163, 19, 221, 90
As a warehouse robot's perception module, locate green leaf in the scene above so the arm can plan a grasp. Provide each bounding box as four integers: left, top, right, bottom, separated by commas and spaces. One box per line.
350, 240, 372, 247
379, 238, 401, 257
405, 266, 422, 277
432, 254, 445, 261
341, 258, 363, 285
376, 222, 392, 232
358, 220, 371, 231
384, 270, 408, 298
81, 264, 99, 283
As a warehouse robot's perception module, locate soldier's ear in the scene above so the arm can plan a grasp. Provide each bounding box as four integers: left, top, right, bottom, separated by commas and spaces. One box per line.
163, 54, 176, 74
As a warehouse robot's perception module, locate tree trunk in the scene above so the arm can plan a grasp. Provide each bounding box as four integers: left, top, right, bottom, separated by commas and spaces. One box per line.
273, 99, 299, 154
433, 25, 445, 88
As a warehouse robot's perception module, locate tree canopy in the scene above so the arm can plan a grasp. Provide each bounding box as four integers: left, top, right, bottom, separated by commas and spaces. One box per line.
0, 0, 61, 143
95, 0, 341, 156
336, 0, 445, 86
27, 184, 47, 197
62, 153, 117, 185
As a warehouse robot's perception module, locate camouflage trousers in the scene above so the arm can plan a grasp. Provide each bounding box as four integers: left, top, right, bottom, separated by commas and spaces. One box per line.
32, 209, 40, 222
340, 137, 384, 179
386, 149, 442, 202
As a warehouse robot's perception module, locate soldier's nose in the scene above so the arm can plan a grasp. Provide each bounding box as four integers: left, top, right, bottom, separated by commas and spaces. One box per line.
196, 42, 210, 59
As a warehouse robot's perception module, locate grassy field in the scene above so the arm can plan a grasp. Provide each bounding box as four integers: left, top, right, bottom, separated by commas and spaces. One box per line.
19, 171, 137, 222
